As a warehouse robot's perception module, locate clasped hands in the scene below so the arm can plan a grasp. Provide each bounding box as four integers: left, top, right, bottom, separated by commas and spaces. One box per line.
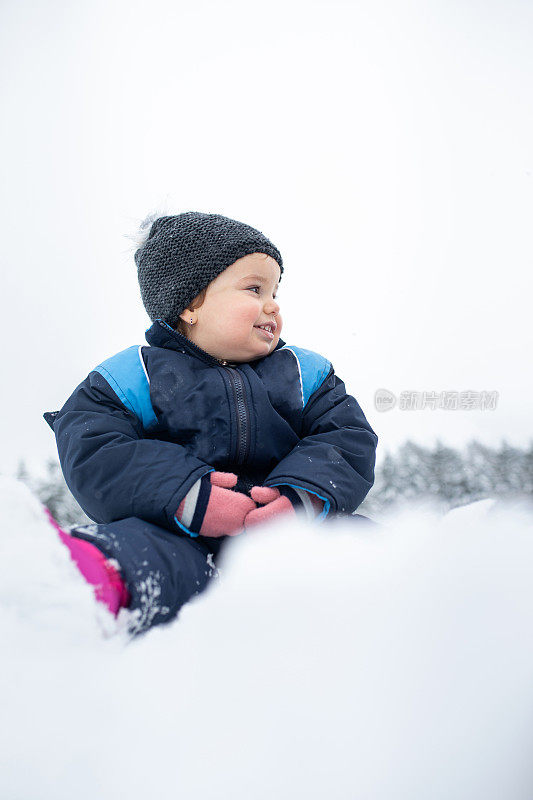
178, 470, 323, 538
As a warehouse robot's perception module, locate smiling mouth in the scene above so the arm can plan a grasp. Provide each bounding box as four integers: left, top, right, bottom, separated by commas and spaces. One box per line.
254, 325, 275, 341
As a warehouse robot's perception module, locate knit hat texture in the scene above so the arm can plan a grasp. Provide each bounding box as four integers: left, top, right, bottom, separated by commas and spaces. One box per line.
135, 211, 283, 329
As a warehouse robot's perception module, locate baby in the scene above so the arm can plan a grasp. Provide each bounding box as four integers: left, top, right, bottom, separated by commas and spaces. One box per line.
47, 211, 378, 634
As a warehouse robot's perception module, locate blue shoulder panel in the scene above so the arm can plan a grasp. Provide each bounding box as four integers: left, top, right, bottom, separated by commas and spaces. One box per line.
94, 346, 158, 431
279, 345, 331, 408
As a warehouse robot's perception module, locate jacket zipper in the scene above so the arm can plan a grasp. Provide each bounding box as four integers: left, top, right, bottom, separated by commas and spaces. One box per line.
223, 367, 250, 465
156, 321, 250, 463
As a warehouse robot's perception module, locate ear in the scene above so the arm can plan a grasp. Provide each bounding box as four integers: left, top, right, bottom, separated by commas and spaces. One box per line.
179, 308, 196, 325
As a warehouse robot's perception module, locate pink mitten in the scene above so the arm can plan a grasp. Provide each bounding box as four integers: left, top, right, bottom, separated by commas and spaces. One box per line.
175, 471, 256, 538
245, 485, 325, 529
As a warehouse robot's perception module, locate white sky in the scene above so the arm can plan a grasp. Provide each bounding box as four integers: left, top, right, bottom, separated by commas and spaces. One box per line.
1, 0, 532, 474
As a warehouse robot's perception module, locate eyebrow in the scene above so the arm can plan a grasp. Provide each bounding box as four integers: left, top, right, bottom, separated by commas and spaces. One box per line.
239, 274, 279, 287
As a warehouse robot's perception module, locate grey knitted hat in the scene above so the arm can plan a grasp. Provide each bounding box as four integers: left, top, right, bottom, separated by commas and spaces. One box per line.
134, 211, 283, 329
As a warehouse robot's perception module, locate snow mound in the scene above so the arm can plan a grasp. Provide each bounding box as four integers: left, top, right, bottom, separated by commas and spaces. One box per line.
1, 478, 533, 799
0, 477, 130, 648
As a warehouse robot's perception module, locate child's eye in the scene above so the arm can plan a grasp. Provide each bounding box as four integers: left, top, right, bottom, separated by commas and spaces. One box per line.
246, 286, 278, 300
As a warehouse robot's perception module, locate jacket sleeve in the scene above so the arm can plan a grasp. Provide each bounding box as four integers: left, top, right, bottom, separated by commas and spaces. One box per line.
53, 370, 213, 530
263, 365, 378, 516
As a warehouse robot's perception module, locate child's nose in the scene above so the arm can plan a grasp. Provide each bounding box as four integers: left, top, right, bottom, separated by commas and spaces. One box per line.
265, 297, 280, 315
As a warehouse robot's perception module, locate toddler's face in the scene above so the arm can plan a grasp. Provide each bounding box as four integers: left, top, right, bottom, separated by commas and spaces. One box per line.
179, 253, 282, 363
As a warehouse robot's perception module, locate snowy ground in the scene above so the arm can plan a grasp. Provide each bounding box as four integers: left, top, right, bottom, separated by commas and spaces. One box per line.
1, 477, 533, 800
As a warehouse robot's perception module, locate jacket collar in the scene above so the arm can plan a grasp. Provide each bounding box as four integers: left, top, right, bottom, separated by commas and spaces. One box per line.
145, 320, 286, 366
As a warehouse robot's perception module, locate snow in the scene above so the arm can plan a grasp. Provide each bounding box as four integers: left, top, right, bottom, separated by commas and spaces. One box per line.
1, 476, 533, 799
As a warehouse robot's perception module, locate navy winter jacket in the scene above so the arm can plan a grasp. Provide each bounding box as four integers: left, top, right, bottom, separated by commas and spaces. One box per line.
52, 320, 378, 535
